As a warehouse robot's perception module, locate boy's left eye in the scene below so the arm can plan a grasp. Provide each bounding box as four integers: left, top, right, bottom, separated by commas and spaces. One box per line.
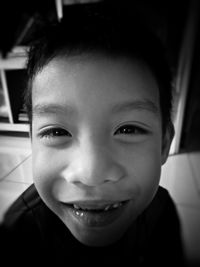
114, 125, 148, 135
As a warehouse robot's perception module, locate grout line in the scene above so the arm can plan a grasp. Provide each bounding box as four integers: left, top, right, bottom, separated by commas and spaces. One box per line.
0, 154, 32, 183
1, 179, 32, 185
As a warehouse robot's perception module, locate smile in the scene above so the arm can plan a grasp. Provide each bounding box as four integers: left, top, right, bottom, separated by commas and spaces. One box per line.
73, 201, 125, 211
61, 200, 129, 227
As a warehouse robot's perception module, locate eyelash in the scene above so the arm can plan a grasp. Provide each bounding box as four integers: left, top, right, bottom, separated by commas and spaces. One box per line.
39, 128, 72, 139
114, 124, 148, 135
38, 124, 148, 144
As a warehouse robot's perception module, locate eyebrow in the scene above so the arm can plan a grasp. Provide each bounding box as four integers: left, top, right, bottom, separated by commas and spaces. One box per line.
111, 99, 160, 116
32, 99, 159, 118
32, 103, 75, 117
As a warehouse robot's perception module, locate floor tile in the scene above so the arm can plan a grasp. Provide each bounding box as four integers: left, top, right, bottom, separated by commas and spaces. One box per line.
0, 152, 27, 181
4, 154, 33, 184
0, 136, 31, 181
160, 154, 200, 207
0, 136, 31, 153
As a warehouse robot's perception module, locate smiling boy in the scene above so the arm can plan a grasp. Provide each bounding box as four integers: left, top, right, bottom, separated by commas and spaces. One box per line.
0, 3, 184, 266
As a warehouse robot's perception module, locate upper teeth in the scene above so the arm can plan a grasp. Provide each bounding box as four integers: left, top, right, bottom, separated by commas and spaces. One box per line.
104, 202, 122, 211
73, 202, 122, 211
73, 204, 81, 209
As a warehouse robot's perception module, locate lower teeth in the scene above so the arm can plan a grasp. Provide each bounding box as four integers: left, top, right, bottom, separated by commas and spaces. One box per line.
75, 211, 84, 216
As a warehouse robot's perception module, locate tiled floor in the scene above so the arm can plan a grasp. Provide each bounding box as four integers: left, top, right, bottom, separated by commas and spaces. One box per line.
0, 135, 200, 266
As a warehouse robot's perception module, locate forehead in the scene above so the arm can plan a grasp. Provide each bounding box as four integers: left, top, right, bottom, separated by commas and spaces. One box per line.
32, 55, 160, 116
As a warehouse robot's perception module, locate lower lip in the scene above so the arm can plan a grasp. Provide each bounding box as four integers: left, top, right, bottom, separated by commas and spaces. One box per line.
62, 202, 129, 228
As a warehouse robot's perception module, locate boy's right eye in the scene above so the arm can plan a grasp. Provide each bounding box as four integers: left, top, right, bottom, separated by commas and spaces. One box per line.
38, 127, 72, 145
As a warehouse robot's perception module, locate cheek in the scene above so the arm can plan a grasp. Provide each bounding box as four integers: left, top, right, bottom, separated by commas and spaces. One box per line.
122, 140, 162, 202
31, 144, 64, 205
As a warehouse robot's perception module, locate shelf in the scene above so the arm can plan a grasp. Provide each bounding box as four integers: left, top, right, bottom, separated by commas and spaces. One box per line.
0, 57, 27, 70
0, 46, 27, 69
0, 123, 29, 132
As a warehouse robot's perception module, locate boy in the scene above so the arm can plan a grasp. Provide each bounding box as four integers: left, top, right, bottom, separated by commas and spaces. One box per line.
0, 3, 184, 266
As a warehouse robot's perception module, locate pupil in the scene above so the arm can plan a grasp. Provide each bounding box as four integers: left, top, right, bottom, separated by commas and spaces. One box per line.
122, 127, 132, 133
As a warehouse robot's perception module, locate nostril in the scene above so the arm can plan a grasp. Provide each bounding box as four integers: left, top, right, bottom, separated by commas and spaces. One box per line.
73, 178, 105, 187
61, 152, 125, 186
67, 172, 125, 188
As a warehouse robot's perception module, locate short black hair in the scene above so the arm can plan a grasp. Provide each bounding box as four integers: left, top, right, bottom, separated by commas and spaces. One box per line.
25, 2, 174, 134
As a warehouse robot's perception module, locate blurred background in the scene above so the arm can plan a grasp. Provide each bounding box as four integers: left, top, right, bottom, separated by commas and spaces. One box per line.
0, 0, 199, 266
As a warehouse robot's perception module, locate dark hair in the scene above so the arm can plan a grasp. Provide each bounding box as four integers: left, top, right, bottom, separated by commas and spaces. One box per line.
25, 2, 173, 134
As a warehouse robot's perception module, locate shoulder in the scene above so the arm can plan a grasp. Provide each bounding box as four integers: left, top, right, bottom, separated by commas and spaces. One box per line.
144, 186, 180, 231
0, 184, 52, 263
153, 185, 173, 203
0, 183, 53, 244
139, 186, 185, 265
150, 185, 175, 210
1, 183, 43, 228
151, 185, 178, 215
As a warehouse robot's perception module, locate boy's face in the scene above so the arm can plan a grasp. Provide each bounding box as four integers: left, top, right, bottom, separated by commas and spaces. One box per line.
31, 55, 170, 246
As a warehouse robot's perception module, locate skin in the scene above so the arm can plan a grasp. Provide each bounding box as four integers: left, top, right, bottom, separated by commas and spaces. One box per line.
31, 55, 172, 247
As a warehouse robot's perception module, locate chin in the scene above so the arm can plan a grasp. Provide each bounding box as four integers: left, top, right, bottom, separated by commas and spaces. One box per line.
77, 231, 123, 247
72, 224, 127, 247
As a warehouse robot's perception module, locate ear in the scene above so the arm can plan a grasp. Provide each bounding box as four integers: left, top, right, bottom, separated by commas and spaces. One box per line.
161, 122, 175, 165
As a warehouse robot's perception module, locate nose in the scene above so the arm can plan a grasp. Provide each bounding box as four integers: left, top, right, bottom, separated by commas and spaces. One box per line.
63, 143, 125, 187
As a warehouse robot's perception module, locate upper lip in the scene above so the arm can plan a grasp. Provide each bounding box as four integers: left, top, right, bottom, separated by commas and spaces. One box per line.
61, 200, 129, 209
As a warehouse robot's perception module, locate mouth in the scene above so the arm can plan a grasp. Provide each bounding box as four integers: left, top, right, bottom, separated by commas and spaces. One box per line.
60, 200, 130, 227
72, 200, 127, 211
